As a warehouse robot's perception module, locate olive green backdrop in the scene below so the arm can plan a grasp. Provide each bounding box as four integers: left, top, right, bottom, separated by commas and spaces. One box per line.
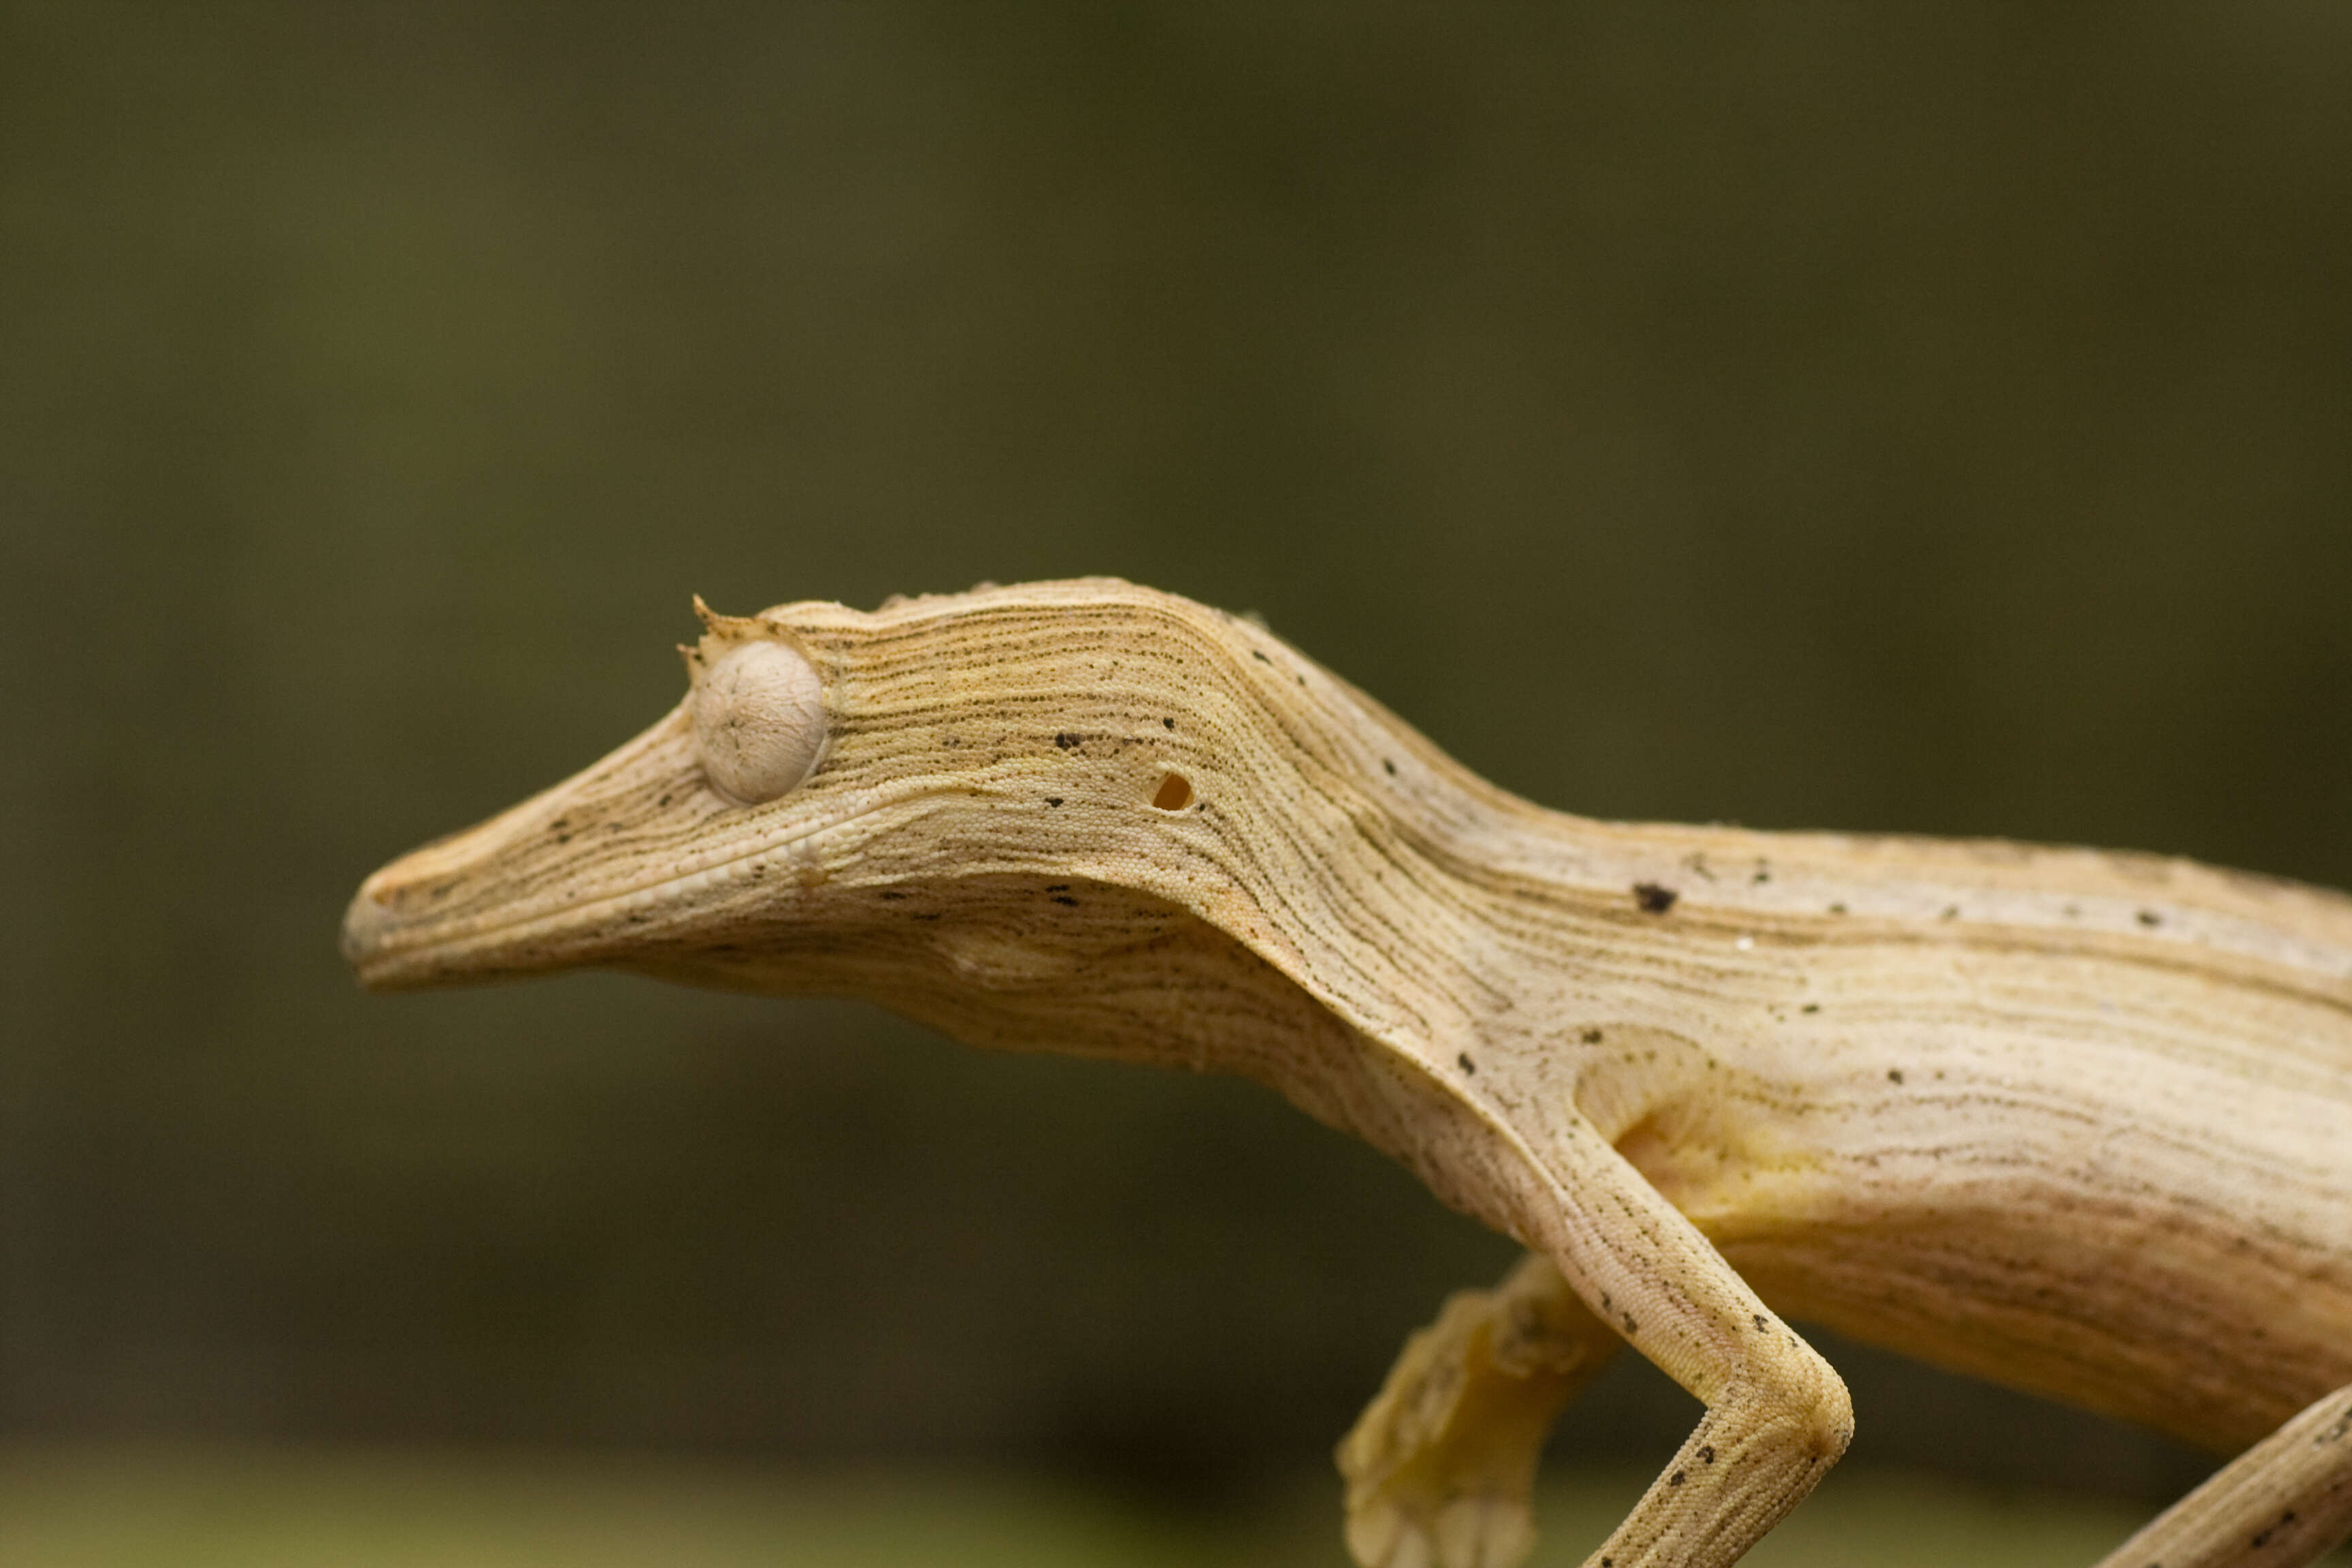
5, 0, 2349, 1518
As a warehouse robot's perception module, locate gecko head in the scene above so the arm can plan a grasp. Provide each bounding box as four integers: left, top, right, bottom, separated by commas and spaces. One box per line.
341, 577, 1370, 1017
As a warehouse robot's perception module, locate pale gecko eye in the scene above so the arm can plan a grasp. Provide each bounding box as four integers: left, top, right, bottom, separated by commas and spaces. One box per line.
691, 638, 827, 804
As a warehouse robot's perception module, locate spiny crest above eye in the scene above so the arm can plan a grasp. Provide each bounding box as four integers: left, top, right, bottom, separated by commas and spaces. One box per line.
685, 598, 827, 805
679, 593, 766, 670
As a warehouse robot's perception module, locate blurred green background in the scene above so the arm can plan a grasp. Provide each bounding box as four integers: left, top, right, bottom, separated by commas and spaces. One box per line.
5, 2, 2351, 1562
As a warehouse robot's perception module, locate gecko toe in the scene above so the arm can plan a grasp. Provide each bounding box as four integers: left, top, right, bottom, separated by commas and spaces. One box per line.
1437, 1494, 1537, 1568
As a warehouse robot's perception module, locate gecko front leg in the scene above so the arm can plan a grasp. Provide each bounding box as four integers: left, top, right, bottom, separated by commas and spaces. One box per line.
1322, 1036, 1853, 1568
2093, 1382, 2352, 1568
1339, 1251, 1620, 1568
1499, 1114, 1852, 1568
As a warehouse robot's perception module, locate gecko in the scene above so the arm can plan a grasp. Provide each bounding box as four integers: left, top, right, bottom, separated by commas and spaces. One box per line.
342, 578, 2352, 1568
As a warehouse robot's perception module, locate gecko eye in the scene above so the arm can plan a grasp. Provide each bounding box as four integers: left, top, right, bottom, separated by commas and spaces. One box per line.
691, 638, 827, 804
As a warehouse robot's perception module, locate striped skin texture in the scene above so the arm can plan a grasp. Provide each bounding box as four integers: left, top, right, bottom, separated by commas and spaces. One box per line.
344, 579, 2352, 1568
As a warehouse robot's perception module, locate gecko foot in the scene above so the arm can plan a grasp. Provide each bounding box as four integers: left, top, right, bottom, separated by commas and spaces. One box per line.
1337, 1253, 1618, 1568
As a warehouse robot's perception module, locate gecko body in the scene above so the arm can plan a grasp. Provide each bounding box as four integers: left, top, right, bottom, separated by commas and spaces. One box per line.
344, 579, 2352, 1568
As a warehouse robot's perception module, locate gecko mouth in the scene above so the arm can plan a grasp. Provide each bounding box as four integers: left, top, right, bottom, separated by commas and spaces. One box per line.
342, 787, 960, 991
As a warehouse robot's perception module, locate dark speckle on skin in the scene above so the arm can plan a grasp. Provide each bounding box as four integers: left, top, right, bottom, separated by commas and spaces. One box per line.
1046, 884, 1070, 892
1383, 758, 1396, 775
1252, 650, 1271, 663
1802, 1003, 1820, 1013
1051, 895, 1078, 907
1829, 902, 1848, 915
1753, 1313, 1769, 1332
1162, 717, 1175, 730
2138, 909, 2163, 928
879, 890, 907, 901
1457, 1052, 1476, 1075
1888, 1068, 1905, 1084
1633, 882, 1678, 915
1054, 732, 1081, 749
1045, 798, 1063, 807
2251, 1508, 2299, 1548
1699, 1446, 1714, 1464
1581, 1028, 1603, 1043
1669, 1471, 1685, 1487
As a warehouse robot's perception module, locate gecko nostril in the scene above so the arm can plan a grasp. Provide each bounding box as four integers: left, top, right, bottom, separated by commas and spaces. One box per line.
1151, 772, 1194, 811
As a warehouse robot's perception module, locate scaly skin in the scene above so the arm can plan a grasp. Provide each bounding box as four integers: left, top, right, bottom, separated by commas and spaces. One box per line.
344, 578, 2352, 1568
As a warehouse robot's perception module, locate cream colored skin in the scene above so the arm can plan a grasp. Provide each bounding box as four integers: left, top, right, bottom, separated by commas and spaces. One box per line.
344, 579, 2352, 1568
